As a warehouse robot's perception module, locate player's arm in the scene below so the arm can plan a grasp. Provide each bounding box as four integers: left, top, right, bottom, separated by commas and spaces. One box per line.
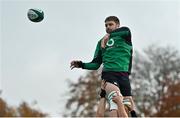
112, 92, 128, 117
121, 27, 132, 46
96, 80, 107, 117
70, 41, 102, 70
96, 98, 106, 117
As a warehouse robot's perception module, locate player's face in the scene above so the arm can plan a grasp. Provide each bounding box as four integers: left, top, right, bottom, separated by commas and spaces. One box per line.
105, 21, 119, 33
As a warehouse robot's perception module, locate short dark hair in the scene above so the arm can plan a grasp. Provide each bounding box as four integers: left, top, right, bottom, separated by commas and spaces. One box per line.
105, 16, 120, 24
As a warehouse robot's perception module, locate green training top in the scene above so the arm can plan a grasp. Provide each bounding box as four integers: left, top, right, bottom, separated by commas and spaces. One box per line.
82, 27, 133, 74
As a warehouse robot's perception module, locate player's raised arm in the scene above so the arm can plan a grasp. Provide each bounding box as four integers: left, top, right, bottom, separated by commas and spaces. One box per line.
70, 40, 102, 70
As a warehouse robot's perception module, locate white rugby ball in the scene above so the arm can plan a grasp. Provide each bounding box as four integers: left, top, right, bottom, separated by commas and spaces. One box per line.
27, 8, 44, 22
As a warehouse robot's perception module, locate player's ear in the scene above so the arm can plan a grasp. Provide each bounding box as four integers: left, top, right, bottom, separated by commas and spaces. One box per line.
116, 24, 120, 28
117, 23, 120, 28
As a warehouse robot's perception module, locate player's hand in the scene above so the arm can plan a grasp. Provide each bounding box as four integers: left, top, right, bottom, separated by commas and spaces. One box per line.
103, 33, 110, 40
101, 34, 110, 48
112, 91, 123, 103
70, 60, 83, 70
123, 98, 133, 112
101, 80, 107, 90
100, 80, 107, 98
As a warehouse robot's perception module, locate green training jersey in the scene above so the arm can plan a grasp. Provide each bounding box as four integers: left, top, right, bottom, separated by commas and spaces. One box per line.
82, 27, 133, 74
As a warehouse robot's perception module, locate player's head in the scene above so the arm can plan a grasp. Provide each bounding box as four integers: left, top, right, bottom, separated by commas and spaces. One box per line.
105, 16, 120, 33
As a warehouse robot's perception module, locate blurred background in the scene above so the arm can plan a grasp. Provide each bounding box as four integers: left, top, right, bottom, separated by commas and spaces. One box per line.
0, 0, 180, 117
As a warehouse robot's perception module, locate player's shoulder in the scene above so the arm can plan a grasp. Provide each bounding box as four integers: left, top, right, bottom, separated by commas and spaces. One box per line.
96, 38, 102, 46
120, 26, 131, 31
98, 36, 104, 42
113, 26, 131, 33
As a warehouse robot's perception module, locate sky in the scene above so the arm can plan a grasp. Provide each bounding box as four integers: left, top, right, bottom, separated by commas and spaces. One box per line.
0, 0, 180, 116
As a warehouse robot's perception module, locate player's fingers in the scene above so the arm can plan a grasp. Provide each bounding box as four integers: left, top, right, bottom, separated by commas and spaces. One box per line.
70, 63, 74, 68
112, 97, 117, 103
116, 91, 123, 97
70, 66, 74, 69
71, 65, 75, 70
101, 80, 107, 89
70, 61, 75, 66
103, 81, 107, 89
101, 80, 105, 89
70, 61, 78, 68
71, 61, 79, 66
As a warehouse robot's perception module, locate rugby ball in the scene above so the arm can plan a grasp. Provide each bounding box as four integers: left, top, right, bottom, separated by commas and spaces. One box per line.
27, 8, 44, 22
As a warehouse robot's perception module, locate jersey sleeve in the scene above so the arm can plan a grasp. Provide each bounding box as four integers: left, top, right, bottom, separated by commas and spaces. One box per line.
122, 27, 132, 46
82, 40, 102, 70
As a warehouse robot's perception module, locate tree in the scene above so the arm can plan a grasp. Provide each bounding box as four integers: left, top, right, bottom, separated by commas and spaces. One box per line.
64, 71, 103, 117
131, 45, 180, 116
154, 80, 180, 116
0, 97, 48, 117
0, 97, 16, 117
17, 102, 47, 117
